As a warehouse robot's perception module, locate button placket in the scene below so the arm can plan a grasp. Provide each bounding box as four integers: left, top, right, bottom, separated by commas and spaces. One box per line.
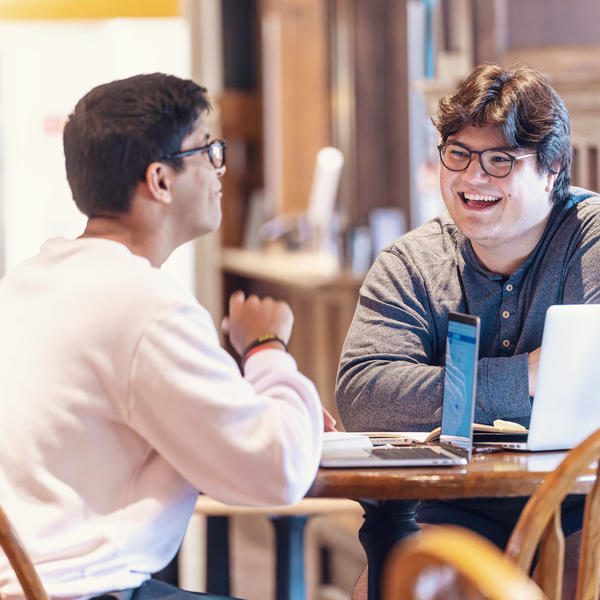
499, 281, 518, 353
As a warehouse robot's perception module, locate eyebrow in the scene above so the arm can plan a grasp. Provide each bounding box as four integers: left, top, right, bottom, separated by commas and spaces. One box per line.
446, 138, 515, 153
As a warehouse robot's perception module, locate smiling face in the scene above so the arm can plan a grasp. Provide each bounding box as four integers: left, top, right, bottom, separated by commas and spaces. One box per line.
169, 118, 225, 240
439, 124, 558, 274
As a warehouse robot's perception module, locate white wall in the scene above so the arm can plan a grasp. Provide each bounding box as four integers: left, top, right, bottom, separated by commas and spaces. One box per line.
0, 18, 194, 288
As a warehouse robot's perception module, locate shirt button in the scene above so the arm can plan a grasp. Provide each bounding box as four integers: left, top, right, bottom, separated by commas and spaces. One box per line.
502, 339, 511, 348
502, 310, 510, 319
506, 284, 513, 292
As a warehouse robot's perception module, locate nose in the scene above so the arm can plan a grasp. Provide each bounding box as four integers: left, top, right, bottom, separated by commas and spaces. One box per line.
215, 165, 226, 178
461, 153, 489, 182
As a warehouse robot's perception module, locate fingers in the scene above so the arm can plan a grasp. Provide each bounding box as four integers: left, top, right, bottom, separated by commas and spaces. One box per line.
220, 315, 230, 335
223, 291, 244, 336
323, 407, 337, 432
228, 290, 245, 312
528, 346, 542, 397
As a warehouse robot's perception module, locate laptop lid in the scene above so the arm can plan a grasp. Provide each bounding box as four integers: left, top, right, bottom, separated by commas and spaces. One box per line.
527, 304, 600, 451
439, 312, 480, 455
320, 312, 480, 467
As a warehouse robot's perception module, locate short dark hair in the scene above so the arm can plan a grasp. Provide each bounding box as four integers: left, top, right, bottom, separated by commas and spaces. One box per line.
434, 63, 572, 204
63, 73, 211, 216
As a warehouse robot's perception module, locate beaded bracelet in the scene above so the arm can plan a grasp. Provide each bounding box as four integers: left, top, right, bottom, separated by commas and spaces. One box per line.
241, 334, 288, 366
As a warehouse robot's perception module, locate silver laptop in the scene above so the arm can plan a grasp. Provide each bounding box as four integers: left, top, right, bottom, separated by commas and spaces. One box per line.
474, 304, 600, 451
321, 312, 480, 467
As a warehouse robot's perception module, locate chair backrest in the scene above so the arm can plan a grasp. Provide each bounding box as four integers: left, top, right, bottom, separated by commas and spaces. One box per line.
382, 525, 547, 600
505, 427, 600, 600
0, 504, 49, 600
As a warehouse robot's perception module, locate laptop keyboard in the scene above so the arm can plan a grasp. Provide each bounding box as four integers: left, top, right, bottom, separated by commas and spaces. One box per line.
370, 446, 446, 460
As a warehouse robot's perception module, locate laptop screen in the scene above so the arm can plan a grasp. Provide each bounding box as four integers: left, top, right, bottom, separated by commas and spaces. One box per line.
440, 313, 480, 448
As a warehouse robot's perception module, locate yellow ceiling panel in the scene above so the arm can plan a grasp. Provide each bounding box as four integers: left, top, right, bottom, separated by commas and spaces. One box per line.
0, 0, 181, 19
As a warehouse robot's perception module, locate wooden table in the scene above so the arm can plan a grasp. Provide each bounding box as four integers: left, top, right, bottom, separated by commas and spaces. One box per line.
306, 450, 597, 600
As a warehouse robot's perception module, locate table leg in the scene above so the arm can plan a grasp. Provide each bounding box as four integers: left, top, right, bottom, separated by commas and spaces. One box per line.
205, 514, 311, 600
271, 515, 310, 600
205, 516, 230, 596
358, 500, 420, 600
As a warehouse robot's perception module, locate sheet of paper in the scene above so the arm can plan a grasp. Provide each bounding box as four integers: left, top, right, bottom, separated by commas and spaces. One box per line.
322, 431, 430, 450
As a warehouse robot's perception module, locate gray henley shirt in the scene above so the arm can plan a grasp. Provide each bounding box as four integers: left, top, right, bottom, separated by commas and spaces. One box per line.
337, 187, 600, 431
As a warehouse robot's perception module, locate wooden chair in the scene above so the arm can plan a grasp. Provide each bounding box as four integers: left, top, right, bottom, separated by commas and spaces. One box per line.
0, 503, 48, 600
382, 525, 547, 600
505, 428, 600, 600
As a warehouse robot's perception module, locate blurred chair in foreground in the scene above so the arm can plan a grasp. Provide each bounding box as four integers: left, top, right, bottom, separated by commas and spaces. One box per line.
0, 504, 49, 600
506, 428, 600, 600
382, 525, 546, 600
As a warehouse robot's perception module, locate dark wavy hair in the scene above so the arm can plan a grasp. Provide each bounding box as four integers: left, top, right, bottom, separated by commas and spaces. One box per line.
434, 63, 572, 204
63, 73, 211, 216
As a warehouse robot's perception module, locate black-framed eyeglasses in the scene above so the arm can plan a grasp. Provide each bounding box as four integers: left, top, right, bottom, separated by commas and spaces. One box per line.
438, 141, 537, 178
163, 139, 226, 169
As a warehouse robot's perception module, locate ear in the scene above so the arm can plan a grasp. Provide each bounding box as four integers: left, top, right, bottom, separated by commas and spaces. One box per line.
145, 161, 174, 206
545, 165, 559, 194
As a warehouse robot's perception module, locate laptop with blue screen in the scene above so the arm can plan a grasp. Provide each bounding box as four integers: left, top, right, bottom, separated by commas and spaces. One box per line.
320, 312, 480, 467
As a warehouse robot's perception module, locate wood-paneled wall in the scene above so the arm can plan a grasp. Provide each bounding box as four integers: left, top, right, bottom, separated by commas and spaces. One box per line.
260, 0, 331, 215
218, 0, 414, 238
352, 0, 410, 225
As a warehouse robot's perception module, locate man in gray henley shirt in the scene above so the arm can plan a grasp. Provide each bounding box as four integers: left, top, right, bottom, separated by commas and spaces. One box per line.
337, 64, 600, 599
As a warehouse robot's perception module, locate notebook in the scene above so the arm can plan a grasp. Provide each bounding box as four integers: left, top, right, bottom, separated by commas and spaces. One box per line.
473, 304, 600, 451
321, 312, 480, 467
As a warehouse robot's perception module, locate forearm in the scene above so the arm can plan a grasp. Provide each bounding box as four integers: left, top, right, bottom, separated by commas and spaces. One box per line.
337, 356, 444, 431
336, 253, 444, 431
242, 349, 324, 503
130, 308, 323, 507
338, 353, 531, 431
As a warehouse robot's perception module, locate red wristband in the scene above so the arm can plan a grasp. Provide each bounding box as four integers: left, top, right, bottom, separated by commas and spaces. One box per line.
241, 334, 288, 369
242, 345, 273, 366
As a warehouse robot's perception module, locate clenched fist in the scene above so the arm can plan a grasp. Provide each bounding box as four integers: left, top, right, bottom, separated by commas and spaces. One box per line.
221, 290, 293, 357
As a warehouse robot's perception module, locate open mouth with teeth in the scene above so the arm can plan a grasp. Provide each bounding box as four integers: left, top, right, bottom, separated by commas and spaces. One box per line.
460, 192, 501, 208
